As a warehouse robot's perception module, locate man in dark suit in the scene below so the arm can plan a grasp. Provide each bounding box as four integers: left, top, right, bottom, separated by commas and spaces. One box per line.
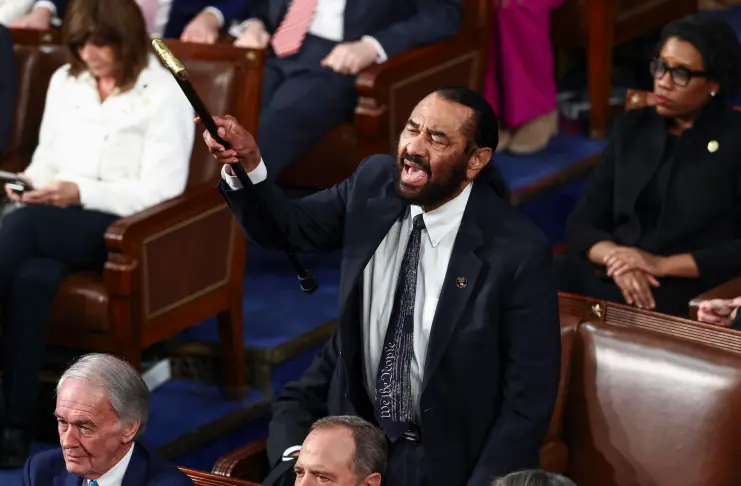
19, 353, 193, 485
0, 25, 16, 156
201, 86, 561, 486
231, 0, 462, 179
12, 0, 249, 43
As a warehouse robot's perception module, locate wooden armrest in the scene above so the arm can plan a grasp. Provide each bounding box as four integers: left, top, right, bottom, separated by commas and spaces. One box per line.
355, 34, 477, 103
181, 467, 262, 485
0, 151, 30, 173
105, 184, 223, 254
689, 276, 741, 320
103, 184, 233, 296
212, 438, 269, 481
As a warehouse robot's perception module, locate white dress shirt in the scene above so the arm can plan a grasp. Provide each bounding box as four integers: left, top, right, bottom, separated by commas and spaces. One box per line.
0, 0, 35, 25
84, 443, 134, 486
221, 160, 472, 451
25, 54, 195, 217
33, 0, 225, 36
231, 0, 388, 62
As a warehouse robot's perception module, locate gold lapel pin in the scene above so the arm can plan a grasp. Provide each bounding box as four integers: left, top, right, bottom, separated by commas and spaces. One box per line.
708, 140, 719, 153
455, 277, 467, 289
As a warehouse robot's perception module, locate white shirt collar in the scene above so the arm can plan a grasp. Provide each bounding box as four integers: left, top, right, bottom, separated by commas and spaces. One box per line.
85, 442, 134, 486
409, 182, 473, 247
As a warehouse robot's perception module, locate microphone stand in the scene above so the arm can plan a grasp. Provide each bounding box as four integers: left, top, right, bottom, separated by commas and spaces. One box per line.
152, 40, 318, 294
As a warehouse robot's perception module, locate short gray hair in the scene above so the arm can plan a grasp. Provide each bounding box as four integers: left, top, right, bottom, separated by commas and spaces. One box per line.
57, 353, 149, 434
309, 416, 387, 480
492, 470, 576, 486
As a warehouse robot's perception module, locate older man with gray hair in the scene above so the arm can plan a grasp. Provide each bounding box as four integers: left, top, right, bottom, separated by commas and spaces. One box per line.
21, 353, 194, 486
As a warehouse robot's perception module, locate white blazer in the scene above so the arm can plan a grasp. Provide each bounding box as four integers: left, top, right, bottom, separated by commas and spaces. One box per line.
24, 54, 195, 217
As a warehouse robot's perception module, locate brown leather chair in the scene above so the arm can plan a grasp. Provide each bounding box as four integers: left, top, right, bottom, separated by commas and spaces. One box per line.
3, 34, 265, 398
275, 0, 492, 189
182, 467, 261, 486
552, 0, 697, 139
562, 297, 741, 486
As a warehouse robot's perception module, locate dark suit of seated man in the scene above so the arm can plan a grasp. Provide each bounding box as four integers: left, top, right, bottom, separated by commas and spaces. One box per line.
200, 86, 562, 486
20, 353, 193, 486
0, 24, 17, 155
230, 0, 463, 180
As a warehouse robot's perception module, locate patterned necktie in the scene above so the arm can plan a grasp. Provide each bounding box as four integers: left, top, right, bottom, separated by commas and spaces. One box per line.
88, 480, 99, 486
374, 214, 425, 442
270, 0, 319, 57
138, 0, 159, 36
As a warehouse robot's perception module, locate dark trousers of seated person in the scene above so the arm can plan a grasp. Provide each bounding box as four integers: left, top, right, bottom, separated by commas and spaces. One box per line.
556, 253, 706, 317
258, 35, 357, 180
0, 204, 118, 437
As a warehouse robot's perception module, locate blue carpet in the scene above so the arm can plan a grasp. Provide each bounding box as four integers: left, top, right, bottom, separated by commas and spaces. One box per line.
495, 134, 605, 191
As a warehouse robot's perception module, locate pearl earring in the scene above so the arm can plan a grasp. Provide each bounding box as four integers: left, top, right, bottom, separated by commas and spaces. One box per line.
711, 91, 717, 97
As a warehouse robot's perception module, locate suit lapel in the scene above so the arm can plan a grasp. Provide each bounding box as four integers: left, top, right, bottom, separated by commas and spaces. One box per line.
121, 443, 147, 486
422, 183, 485, 392
339, 188, 406, 378
63, 473, 83, 486
624, 110, 667, 209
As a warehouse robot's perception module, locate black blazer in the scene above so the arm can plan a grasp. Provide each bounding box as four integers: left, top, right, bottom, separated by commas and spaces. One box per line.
246, 0, 462, 59
566, 101, 741, 289
221, 155, 561, 486
0, 25, 16, 156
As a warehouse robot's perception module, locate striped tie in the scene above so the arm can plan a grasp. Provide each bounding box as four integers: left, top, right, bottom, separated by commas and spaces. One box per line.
88, 480, 99, 486
270, 0, 319, 57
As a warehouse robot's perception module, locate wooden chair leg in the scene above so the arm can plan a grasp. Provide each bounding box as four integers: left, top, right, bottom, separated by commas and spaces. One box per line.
586, 0, 616, 139
217, 304, 246, 400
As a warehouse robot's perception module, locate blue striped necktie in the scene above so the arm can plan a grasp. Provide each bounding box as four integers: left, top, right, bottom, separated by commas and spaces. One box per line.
88, 480, 99, 486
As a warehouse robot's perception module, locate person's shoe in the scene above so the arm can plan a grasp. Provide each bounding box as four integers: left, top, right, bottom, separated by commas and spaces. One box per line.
0, 427, 31, 469
496, 129, 512, 152
507, 110, 559, 155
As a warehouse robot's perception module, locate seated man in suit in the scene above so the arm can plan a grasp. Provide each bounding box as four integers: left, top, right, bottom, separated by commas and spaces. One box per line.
291, 416, 385, 486
0, 24, 16, 155
231, 0, 462, 180
11, 0, 250, 43
201, 86, 561, 486
21, 353, 194, 485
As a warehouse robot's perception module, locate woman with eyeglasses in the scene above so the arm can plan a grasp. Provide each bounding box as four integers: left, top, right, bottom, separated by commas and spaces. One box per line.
560, 15, 741, 317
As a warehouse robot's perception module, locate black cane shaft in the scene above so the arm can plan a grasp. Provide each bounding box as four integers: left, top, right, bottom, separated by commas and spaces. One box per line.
171, 71, 318, 293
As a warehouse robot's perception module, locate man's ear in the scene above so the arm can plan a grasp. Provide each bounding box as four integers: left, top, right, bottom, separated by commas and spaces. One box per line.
363, 472, 382, 486
467, 147, 493, 178
120, 419, 140, 443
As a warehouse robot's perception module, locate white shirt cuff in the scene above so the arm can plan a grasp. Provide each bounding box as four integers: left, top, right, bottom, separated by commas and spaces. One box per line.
202, 6, 224, 28
282, 445, 302, 461
220, 159, 267, 190
361, 35, 388, 63
33, 0, 60, 25
229, 17, 260, 38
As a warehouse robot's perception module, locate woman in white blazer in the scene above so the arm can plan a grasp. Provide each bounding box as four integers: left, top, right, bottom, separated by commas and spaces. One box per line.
0, 0, 193, 468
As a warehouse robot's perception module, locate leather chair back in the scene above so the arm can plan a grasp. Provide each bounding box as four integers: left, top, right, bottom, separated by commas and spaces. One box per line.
6, 44, 66, 170
565, 318, 741, 486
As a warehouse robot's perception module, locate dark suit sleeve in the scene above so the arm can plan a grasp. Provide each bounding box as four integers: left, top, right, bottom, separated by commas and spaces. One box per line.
565, 130, 618, 256
368, 0, 462, 59
690, 167, 741, 286
267, 332, 340, 466
210, 0, 257, 27
219, 160, 363, 253
466, 243, 561, 484
0, 26, 16, 155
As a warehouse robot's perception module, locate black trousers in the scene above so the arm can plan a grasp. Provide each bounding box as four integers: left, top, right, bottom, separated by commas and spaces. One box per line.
258, 35, 358, 180
0, 204, 118, 431
385, 438, 426, 486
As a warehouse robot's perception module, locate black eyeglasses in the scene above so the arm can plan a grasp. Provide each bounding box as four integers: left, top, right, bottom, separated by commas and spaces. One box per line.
650, 58, 709, 88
